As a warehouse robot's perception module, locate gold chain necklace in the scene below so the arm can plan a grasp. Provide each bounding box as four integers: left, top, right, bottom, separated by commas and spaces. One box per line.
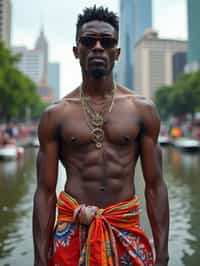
80, 82, 116, 149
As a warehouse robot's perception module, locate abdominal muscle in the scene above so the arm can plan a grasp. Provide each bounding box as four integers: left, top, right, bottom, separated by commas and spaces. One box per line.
58, 133, 140, 208
63, 158, 136, 208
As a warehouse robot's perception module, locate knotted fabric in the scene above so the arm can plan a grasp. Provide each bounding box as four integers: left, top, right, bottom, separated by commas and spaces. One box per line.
49, 191, 154, 266
73, 204, 99, 225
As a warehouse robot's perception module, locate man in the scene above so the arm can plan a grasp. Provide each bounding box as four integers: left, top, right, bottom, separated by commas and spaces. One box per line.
33, 6, 169, 266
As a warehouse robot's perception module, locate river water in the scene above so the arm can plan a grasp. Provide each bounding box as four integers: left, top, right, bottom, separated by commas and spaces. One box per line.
0, 147, 199, 266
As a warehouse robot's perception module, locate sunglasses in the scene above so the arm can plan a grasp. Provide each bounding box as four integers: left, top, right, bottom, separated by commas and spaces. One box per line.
79, 36, 117, 49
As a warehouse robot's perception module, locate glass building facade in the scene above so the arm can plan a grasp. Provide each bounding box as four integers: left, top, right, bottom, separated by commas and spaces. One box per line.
187, 0, 200, 63
48, 63, 60, 99
118, 0, 152, 90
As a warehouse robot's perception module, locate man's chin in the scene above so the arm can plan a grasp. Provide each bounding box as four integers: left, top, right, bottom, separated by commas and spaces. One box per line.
88, 68, 108, 79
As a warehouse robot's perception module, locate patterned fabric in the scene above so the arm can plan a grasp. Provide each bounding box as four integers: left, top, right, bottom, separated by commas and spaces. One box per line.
48, 192, 154, 266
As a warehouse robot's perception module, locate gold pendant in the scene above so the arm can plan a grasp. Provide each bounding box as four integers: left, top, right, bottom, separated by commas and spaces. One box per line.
92, 128, 104, 149
96, 142, 102, 149
92, 127, 104, 143
92, 114, 104, 127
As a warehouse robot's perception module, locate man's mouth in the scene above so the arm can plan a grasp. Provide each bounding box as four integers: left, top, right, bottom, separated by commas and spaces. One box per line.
89, 57, 106, 64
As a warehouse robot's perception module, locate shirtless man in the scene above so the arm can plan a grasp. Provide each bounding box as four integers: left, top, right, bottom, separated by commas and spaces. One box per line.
33, 6, 169, 266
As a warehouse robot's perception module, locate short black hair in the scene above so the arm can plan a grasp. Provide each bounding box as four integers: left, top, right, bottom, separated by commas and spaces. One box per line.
76, 5, 119, 42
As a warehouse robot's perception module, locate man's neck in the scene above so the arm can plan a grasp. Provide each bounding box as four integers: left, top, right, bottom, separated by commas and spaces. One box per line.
81, 77, 115, 100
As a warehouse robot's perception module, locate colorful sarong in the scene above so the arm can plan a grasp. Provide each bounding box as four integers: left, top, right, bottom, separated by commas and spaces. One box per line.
48, 192, 154, 266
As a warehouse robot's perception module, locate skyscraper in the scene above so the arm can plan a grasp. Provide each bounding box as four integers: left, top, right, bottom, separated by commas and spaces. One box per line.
12, 28, 49, 85
118, 0, 152, 90
13, 28, 55, 103
0, 0, 12, 46
135, 30, 187, 99
12, 46, 44, 84
186, 0, 200, 72
48, 63, 60, 100
35, 28, 49, 83
173, 52, 187, 82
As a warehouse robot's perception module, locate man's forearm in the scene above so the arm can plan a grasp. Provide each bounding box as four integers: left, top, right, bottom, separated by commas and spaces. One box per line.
145, 180, 169, 265
33, 189, 57, 266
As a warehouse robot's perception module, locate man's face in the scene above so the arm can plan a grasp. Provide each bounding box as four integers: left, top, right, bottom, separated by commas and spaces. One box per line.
73, 20, 120, 79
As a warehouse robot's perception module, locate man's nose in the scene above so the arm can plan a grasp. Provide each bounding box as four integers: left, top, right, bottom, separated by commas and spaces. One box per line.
92, 40, 104, 50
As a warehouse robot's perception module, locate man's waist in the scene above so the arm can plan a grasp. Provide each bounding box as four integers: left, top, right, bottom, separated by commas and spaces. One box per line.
64, 179, 136, 208
56, 191, 140, 227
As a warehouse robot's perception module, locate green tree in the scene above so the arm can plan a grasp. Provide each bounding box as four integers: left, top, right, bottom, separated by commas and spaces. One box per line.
155, 71, 200, 119
0, 42, 45, 121
154, 85, 174, 119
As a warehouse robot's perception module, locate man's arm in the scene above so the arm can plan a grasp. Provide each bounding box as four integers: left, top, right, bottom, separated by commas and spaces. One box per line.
33, 108, 59, 266
140, 101, 169, 266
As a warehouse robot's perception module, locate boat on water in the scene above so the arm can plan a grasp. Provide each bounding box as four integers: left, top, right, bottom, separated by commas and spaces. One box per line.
158, 135, 171, 146
172, 137, 200, 152
0, 145, 24, 160
30, 137, 39, 147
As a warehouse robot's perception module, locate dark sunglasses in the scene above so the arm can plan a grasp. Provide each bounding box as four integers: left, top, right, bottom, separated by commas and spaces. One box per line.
79, 36, 117, 49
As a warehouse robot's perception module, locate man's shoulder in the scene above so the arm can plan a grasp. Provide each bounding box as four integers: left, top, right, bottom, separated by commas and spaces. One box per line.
118, 86, 160, 129
133, 94, 156, 111
132, 95, 160, 132
42, 87, 80, 116
118, 85, 156, 110
39, 87, 79, 128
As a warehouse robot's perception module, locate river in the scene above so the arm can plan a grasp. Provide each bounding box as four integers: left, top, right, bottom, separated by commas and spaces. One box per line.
0, 147, 199, 265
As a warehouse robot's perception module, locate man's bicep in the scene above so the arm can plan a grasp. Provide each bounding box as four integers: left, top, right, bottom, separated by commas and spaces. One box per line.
36, 110, 59, 193
140, 135, 162, 185
139, 103, 162, 185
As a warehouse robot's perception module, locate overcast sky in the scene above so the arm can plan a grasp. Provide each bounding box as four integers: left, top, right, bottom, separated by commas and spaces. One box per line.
12, 0, 187, 97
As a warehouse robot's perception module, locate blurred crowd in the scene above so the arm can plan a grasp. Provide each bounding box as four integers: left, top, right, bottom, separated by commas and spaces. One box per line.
160, 114, 200, 140
0, 122, 37, 146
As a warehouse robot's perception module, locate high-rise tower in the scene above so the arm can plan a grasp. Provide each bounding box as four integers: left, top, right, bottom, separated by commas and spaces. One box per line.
35, 27, 49, 83
12, 28, 55, 103
186, 0, 200, 72
48, 63, 60, 100
118, 0, 152, 90
0, 0, 12, 46
135, 30, 187, 99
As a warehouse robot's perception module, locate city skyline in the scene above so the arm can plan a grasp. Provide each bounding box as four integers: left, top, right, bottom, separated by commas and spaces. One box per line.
12, 29, 59, 103
186, 0, 200, 72
12, 0, 187, 97
118, 0, 152, 90
0, 0, 12, 46
134, 30, 187, 99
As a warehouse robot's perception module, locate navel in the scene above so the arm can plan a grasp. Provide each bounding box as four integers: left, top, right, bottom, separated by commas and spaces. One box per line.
123, 135, 131, 143
71, 136, 78, 143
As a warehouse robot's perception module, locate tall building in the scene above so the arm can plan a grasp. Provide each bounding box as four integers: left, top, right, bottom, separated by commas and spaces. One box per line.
135, 30, 187, 99
186, 0, 200, 72
173, 52, 187, 82
0, 0, 12, 46
48, 63, 60, 99
118, 0, 152, 90
12, 28, 49, 85
12, 46, 45, 84
35, 28, 48, 83
13, 29, 55, 103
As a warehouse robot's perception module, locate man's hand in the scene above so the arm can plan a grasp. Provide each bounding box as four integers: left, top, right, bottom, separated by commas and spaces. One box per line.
155, 256, 169, 266
139, 100, 169, 266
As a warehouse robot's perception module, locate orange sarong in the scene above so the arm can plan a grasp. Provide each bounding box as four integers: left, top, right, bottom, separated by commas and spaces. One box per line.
49, 192, 154, 266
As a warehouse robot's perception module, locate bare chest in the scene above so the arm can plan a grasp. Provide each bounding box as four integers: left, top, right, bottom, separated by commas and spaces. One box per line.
59, 103, 141, 148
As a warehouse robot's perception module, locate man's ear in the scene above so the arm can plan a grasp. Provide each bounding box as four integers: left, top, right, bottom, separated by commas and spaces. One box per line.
73, 46, 79, 59
115, 48, 121, 61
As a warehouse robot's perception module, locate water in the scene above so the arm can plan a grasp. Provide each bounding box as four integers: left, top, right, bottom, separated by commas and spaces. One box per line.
0, 147, 199, 266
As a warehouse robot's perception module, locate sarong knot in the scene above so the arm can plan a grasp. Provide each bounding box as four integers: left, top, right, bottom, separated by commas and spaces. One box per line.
73, 204, 99, 225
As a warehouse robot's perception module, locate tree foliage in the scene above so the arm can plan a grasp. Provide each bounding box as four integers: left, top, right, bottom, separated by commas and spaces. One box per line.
0, 42, 46, 121
154, 71, 200, 119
